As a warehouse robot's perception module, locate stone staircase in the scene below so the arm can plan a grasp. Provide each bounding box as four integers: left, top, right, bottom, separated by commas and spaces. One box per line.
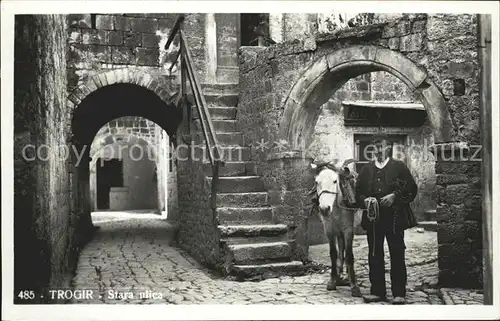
192, 83, 304, 280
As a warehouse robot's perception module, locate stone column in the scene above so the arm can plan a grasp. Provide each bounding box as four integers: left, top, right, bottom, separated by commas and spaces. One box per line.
205, 13, 217, 83
269, 14, 284, 43
215, 13, 239, 83
262, 151, 315, 262
431, 142, 483, 289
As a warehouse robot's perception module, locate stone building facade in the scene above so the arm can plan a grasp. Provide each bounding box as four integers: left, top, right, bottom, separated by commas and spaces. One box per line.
13, 12, 485, 300
239, 13, 483, 288
306, 72, 436, 244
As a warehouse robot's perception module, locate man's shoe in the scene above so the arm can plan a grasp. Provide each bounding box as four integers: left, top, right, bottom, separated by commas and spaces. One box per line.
362, 294, 387, 303
392, 297, 406, 305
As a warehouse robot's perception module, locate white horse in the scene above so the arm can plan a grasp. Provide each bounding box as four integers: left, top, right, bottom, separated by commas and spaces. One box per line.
310, 159, 362, 297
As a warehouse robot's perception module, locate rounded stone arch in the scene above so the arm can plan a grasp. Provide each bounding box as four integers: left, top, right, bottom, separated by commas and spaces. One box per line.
67, 68, 177, 111
279, 45, 455, 150
67, 68, 180, 147
89, 132, 158, 167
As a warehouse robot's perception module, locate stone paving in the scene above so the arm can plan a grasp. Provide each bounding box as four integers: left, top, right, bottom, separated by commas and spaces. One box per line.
70, 212, 484, 305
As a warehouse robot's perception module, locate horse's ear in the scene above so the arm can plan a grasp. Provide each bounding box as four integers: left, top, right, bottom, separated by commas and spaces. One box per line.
341, 158, 356, 168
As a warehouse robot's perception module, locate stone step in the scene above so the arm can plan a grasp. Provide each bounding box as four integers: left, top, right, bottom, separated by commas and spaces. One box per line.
192, 106, 237, 120
227, 242, 292, 265
217, 207, 273, 225
424, 209, 437, 221
209, 176, 265, 193
188, 93, 238, 107
417, 221, 437, 232
193, 119, 238, 132
220, 234, 289, 246
204, 161, 256, 177
231, 261, 305, 281
195, 132, 243, 146
218, 224, 288, 238
193, 146, 251, 162
204, 93, 238, 107
201, 83, 239, 95
217, 192, 269, 207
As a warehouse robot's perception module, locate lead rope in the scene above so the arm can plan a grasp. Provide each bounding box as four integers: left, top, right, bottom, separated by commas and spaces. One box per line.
365, 197, 380, 257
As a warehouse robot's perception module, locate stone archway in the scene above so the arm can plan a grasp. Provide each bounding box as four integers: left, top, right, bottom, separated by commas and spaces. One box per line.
278, 45, 455, 150
67, 68, 180, 242
89, 133, 159, 212
67, 68, 177, 111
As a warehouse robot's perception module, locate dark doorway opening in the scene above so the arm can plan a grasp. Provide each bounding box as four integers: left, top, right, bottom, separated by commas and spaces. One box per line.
96, 158, 124, 210
240, 13, 270, 46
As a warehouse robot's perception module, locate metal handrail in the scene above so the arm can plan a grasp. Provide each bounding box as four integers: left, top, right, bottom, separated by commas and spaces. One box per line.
165, 14, 224, 215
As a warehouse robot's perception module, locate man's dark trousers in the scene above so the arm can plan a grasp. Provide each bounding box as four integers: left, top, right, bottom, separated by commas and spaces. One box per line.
366, 214, 407, 299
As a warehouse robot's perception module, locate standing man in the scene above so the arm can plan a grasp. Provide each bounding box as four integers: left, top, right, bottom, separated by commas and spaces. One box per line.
355, 136, 418, 305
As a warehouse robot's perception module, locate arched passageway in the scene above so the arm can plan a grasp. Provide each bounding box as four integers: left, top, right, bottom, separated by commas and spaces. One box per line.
90, 133, 158, 212
278, 45, 455, 150
274, 45, 459, 288
69, 71, 182, 237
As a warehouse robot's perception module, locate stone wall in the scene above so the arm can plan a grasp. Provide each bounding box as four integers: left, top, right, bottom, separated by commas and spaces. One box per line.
92, 140, 158, 210
14, 14, 77, 303
370, 71, 418, 101
215, 14, 239, 83
426, 14, 483, 288
66, 13, 210, 92
238, 14, 482, 287
175, 128, 222, 268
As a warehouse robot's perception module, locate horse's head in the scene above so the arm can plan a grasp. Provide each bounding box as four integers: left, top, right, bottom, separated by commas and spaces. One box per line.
310, 159, 357, 216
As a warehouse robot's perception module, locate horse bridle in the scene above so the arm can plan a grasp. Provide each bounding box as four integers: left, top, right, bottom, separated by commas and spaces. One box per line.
317, 189, 338, 198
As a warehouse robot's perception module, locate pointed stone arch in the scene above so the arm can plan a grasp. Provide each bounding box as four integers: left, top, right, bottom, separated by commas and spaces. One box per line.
279, 45, 455, 150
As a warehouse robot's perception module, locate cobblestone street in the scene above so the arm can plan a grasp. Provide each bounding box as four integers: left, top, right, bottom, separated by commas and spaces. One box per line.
71, 212, 483, 305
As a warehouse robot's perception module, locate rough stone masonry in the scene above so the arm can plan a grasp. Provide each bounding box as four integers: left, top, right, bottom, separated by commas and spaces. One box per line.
238, 13, 483, 288
13, 13, 485, 301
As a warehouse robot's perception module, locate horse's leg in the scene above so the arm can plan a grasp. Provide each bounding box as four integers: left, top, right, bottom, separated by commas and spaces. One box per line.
327, 233, 338, 291
337, 233, 349, 286
345, 229, 362, 297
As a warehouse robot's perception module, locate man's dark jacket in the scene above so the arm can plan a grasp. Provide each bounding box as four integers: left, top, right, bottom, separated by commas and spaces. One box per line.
355, 158, 418, 232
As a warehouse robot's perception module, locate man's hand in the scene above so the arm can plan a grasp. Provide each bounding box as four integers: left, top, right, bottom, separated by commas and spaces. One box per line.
380, 193, 396, 207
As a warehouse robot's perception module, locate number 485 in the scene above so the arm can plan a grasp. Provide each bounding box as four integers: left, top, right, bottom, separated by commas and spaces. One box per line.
18, 290, 35, 300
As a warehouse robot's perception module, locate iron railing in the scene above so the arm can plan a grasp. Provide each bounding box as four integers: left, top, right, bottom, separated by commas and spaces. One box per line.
164, 14, 224, 216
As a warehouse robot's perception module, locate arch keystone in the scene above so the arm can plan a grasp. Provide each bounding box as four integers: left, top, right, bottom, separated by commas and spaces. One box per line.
114, 69, 125, 83
121, 69, 132, 84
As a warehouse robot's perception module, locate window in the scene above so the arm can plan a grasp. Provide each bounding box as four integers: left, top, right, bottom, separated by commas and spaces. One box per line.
353, 134, 407, 173
240, 13, 270, 46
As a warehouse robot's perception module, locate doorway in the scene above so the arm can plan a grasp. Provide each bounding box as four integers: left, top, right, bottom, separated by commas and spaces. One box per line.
96, 158, 123, 210
240, 13, 270, 46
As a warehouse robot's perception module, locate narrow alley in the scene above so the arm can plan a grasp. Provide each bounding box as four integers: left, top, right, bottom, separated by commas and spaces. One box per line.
70, 212, 483, 305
